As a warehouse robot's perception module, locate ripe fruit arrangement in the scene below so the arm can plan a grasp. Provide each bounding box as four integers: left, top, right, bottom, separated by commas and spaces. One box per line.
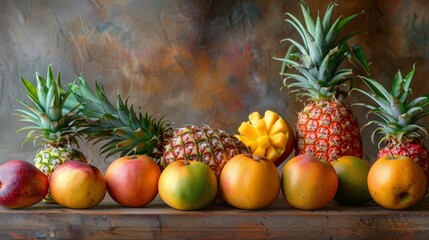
7, 1, 429, 212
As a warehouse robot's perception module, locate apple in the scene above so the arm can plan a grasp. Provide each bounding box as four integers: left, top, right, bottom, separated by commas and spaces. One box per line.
49, 160, 106, 209
0, 160, 48, 208
105, 155, 161, 207
367, 154, 427, 210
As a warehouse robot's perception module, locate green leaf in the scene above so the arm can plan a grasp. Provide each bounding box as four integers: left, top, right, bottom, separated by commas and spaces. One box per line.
75, 77, 101, 104
278, 45, 297, 77
317, 47, 337, 82
116, 96, 130, 125
20, 76, 38, 101
322, 2, 336, 32
399, 65, 415, 102
351, 45, 370, 74
353, 87, 393, 115
359, 76, 391, 102
46, 65, 54, 87
300, 2, 315, 36
391, 70, 403, 98
329, 69, 352, 86
314, 13, 325, 53
411, 111, 429, 123
272, 56, 300, 68
281, 38, 308, 56
369, 108, 397, 123
401, 124, 428, 137
44, 83, 55, 117
285, 17, 308, 47
405, 107, 422, 118
304, 30, 323, 64
15, 109, 40, 123
295, 68, 318, 84
325, 17, 341, 47
336, 11, 363, 32
406, 95, 429, 110
35, 76, 47, 111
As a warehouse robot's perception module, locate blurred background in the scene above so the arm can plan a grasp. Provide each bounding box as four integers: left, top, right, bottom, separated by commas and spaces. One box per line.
1, 0, 428, 171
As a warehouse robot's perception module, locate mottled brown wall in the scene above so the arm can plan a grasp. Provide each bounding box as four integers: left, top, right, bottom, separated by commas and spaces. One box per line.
1, 0, 429, 170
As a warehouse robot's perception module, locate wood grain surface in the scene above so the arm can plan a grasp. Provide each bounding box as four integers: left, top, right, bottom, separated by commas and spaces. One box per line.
2, 196, 429, 239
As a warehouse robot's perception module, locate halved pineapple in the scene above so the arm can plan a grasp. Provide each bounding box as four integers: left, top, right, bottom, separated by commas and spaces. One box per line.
236, 110, 295, 166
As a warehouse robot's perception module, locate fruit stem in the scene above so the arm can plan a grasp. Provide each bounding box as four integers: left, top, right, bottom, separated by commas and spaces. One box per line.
132, 155, 138, 160
388, 148, 395, 159
248, 146, 253, 159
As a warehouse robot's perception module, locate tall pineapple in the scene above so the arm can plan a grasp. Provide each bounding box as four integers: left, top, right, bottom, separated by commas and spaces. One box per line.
353, 66, 429, 179
273, 2, 369, 162
14, 66, 87, 203
70, 77, 248, 178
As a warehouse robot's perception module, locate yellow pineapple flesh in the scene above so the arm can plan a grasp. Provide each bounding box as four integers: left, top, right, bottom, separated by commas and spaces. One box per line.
236, 110, 294, 166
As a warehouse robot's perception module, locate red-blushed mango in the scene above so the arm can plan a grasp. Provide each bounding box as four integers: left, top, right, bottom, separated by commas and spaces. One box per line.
281, 154, 338, 210
158, 160, 217, 210
49, 161, 106, 209
0, 160, 48, 208
105, 155, 160, 207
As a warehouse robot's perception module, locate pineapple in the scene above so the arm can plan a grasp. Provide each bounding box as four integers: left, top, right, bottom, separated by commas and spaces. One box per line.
273, 2, 369, 162
353, 66, 429, 179
68, 77, 173, 160
14, 66, 87, 203
235, 110, 295, 166
160, 125, 248, 177
69, 77, 248, 178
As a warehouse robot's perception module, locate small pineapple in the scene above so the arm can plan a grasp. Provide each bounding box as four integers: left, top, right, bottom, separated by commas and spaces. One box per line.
160, 125, 248, 177
15, 66, 87, 203
353, 66, 429, 179
273, 2, 369, 162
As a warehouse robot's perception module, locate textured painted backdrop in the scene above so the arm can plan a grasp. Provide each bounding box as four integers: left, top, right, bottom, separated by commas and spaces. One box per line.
1, 0, 429, 171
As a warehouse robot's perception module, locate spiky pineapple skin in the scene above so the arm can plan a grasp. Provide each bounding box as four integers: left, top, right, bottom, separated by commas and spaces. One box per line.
296, 100, 363, 162
378, 140, 429, 180
160, 125, 248, 177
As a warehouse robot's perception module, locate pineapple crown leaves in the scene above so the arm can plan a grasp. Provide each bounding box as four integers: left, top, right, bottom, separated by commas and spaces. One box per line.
68, 76, 173, 160
273, 1, 370, 102
352, 65, 429, 146
14, 65, 85, 147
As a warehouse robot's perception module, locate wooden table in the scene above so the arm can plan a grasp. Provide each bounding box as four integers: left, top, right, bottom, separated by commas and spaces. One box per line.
1, 195, 429, 239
